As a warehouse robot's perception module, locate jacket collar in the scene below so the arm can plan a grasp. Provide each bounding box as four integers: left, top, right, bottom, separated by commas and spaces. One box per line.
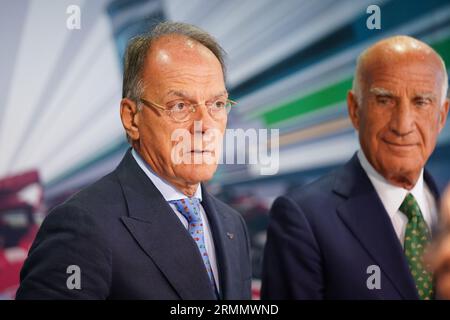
333, 154, 436, 299
115, 148, 237, 299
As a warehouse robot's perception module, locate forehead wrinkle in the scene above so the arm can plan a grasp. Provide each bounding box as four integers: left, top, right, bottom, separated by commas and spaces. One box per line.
161, 72, 226, 92
161, 69, 218, 80
164, 89, 228, 100
369, 69, 439, 89
212, 90, 228, 98
166, 89, 189, 98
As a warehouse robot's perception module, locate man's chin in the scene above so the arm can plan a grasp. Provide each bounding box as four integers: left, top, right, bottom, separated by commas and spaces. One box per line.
377, 158, 423, 186
174, 163, 218, 184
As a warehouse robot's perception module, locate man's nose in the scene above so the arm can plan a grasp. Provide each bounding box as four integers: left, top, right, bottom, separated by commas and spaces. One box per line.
191, 104, 215, 133
389, 100, 415, 137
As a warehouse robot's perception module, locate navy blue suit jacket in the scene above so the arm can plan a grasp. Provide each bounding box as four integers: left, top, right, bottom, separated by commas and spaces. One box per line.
261, 154, 440, 299
16, 149, 252, 299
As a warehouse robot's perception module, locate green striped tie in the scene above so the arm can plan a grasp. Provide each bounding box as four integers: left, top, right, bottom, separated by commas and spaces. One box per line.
400, 193, 433, 300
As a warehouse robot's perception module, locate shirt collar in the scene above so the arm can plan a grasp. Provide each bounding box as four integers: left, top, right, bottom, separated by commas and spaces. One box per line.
131, 148, 202, 202
357, 149, 427, 219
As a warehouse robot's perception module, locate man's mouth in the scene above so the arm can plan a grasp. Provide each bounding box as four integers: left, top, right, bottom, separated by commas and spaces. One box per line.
382, 139, 418, 148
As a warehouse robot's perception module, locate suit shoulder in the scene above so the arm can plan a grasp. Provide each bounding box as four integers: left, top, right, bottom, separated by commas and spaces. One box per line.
54, 171, 124, 219
287, 168, 338, 203
272, 166, 346, 225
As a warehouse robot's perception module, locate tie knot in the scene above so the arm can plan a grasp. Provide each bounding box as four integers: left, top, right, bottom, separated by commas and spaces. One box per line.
400, 193, 422, 220
170, 198, 202, 223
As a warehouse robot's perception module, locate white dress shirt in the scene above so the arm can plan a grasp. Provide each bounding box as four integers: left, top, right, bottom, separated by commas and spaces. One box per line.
131, 149, 220, 290
357, 150, 437, 246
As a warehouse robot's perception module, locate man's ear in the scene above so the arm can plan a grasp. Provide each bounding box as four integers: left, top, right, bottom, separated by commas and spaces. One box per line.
347, 90, 360, 130
120, 98, 140, 141
438, 98, 449, 133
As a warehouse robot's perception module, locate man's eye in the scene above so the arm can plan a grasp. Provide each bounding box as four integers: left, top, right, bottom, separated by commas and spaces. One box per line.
414, 98, 430, 107
170, 102, 188, 112
377, 96, 393, 106
211, 100, 226, 110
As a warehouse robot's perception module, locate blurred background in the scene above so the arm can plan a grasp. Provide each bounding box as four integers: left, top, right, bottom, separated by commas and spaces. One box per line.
0, 0, 449, 299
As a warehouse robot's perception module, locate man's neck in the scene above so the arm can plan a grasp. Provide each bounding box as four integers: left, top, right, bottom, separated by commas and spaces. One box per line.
357, 149, 423, 191
131, 148, 201, 199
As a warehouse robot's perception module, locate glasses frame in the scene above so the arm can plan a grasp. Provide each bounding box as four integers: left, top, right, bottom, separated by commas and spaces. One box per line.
138, 97, 237, 123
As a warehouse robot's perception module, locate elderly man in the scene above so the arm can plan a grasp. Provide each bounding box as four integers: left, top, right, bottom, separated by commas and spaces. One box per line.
261, 35, 449, 299
16, 22, 252, 300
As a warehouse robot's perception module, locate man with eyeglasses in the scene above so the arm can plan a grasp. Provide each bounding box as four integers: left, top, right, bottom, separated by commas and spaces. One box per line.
16, 22, 252, 300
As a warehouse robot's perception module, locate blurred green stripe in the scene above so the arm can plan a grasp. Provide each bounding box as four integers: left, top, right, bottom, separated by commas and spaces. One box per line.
433, 36, 450, 64
258, 36, 450, 127
262, 78, 351, 126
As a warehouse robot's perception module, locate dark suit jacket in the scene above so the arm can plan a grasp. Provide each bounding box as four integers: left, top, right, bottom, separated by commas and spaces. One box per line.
16, 149, 252, 299
261, 154, 440, 300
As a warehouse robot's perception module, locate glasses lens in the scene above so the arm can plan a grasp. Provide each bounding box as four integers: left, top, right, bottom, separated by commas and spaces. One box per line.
169, 102, 191, 122
225, 101, 232, 114
208, 100, 233, 119
169, 100, 234, 122
171, 111, 190, 122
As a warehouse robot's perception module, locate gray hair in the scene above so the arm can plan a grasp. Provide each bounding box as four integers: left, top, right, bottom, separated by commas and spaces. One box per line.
122, 21, 227, 106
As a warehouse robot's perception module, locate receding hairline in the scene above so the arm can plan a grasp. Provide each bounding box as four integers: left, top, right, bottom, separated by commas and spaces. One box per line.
122, 21, 227, 100
146, 33, 224, 66
121, 21, 227, 144
352, 35, 448, 104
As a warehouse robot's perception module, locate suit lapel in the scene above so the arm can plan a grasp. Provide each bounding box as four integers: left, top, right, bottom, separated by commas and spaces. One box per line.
335, 155, 419, 299
116, 149, 216, 300
424, 169, 442, 237
201, 187, 238, 300
424, 169, 440, 202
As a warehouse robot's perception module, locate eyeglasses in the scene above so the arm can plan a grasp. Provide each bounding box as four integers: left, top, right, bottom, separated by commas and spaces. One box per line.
139, 97, 236, 123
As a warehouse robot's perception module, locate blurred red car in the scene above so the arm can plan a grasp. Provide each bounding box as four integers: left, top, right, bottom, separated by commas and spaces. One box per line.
0, 170, 43, 299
